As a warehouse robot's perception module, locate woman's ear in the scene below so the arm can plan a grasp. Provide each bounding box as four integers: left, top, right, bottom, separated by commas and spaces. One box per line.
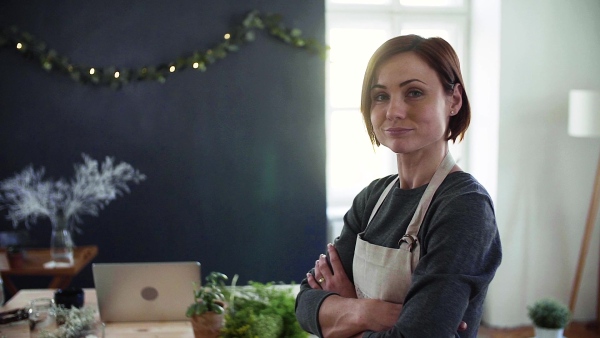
449, 83, 463, 115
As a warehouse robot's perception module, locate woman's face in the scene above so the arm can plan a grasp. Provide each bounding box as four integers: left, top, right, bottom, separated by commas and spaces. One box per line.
370, 52, 460, 155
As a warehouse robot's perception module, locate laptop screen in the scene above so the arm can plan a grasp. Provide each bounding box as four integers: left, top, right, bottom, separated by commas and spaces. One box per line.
92, 261, 201, 322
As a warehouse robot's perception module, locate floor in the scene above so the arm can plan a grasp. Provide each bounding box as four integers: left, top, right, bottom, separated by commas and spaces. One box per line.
477, 321, 600, 338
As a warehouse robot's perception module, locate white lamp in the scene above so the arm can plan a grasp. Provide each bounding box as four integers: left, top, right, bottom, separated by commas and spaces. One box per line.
569, 90, 600, 137
568, 90, 600, 328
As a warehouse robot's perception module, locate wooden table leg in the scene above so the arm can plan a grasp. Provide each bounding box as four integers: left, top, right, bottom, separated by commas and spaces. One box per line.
2, 276, 19, 296
48, 276, 72, 290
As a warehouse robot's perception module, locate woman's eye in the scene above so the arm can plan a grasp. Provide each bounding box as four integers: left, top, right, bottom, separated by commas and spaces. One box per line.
407, 90, 423, 98
373, 93, 389, 101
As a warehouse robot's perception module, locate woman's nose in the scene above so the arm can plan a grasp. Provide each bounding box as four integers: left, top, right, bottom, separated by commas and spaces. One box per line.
386, 96, 407, 120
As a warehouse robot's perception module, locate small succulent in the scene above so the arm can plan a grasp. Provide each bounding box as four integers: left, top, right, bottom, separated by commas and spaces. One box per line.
527, 298, 571, 329
186, 272, 228, 317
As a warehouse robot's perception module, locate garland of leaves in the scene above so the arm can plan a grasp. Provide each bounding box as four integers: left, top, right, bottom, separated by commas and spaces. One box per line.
0, 10, 327, 89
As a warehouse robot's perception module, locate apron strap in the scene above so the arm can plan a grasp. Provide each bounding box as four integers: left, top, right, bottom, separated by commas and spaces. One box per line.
365, 152, 456, 235
367, 177, 399, 226
405, 152, 455, 236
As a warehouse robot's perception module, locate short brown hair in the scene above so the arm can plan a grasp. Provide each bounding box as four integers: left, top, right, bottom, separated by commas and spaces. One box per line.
360, 35, 471, 146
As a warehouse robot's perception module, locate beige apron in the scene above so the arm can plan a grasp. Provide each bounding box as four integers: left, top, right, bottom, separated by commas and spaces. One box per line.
353, 153, 456, 303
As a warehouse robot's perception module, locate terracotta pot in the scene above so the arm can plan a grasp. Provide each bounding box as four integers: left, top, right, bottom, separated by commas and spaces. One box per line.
190, 312, 224, 338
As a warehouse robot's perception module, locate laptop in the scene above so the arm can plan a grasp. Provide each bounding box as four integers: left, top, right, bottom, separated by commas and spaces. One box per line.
92, 261, 201, 322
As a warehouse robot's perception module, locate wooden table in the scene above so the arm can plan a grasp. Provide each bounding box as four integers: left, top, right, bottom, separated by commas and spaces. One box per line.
0, 246, 98, 295
0, 288, 318, 338
0, 288, 195, 338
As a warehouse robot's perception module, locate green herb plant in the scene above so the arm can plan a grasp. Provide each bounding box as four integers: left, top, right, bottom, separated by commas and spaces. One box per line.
220, 281, 308, 338
527, 298, 571, 329
186, 272, 229, 317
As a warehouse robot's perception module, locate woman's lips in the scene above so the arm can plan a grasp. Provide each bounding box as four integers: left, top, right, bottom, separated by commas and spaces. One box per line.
385, 127, 412, 136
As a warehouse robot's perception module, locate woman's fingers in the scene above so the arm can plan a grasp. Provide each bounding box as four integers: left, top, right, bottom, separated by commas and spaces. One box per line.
308, 244, 354, 294
327, 243, 343, 270
308, 254, 328, 290
307, 272, 321, 289
319, 254, 333, 279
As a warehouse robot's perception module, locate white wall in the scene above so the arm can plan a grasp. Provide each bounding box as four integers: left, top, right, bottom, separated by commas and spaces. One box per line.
484, 0, 600, 327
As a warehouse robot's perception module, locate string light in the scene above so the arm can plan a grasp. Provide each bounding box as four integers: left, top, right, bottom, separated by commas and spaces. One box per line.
0, 10, 327, 88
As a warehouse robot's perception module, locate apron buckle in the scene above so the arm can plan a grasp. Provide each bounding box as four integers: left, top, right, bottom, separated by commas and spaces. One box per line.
398, 234, 418, 251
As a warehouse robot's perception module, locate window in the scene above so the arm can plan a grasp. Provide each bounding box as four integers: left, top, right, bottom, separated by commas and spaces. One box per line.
326, 0, 470, 241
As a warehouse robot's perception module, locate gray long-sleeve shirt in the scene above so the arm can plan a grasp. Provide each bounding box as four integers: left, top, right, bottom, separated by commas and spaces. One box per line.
295, 172, 502, 338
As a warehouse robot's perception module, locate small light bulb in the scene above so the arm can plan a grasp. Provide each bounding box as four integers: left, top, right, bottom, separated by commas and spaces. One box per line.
89, 68, 95, 75
114, 71, 120, 78
193, 62, 199, 69
16, 43, 22, 49
169, 65, 176, 72
224, 33, 231, 40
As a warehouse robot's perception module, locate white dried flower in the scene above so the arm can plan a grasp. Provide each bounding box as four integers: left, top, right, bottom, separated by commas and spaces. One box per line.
39, 306, 99, 338
0, 154, 146, 230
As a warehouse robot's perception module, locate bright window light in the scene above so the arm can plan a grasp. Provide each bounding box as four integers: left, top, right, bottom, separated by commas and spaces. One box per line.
327, 110, 395, 205
399, 0, 463, 6
400, 28, 450, 41
330, 0, 389, 4
329, 28, 389, 109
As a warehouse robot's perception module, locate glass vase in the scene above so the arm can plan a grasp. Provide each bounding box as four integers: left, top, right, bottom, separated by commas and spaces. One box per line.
51, 215, 74, 265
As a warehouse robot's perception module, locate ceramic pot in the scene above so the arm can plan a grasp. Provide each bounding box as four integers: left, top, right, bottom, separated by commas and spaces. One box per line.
54, 287, 84, 308
534, 326, 564, 338
190, 312, 224, 338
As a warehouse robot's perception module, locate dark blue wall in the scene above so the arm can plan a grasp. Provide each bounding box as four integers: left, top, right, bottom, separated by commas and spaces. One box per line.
0, 1, 326, 290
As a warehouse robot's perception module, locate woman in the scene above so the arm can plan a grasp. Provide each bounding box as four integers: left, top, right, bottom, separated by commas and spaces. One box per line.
295, 35, 502, 338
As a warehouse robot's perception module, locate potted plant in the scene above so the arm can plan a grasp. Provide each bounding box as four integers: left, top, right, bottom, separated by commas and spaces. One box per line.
220, 281, 308, 338
527, 298, 571, 338
186, 272, 229, 338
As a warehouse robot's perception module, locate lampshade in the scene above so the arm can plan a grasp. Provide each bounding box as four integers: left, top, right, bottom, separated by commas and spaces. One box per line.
569, 90, 600, 137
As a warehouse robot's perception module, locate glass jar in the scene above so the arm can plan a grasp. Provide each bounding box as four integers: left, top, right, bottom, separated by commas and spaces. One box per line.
50, 214, 74, 265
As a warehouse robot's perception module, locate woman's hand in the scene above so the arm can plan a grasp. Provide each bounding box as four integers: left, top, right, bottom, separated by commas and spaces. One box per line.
318, 296, 465, 338
318, 296, 402, 338
308, 244, 468, 336
307, 243, 357, 298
